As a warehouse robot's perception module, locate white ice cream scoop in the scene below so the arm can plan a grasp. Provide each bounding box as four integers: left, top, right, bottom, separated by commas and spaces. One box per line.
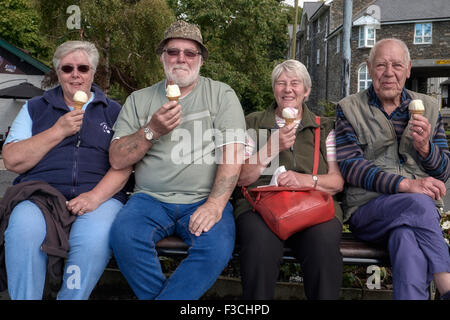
409, 99, 424, 115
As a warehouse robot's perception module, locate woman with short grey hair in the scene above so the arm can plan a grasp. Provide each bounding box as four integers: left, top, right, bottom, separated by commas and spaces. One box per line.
2, 40, 132, 300
52, 40, 99, 72
271, 59, 312, 94
235, 59, 344, 300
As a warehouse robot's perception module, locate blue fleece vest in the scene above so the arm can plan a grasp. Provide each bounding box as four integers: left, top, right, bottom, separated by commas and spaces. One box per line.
14, 84, 127, 204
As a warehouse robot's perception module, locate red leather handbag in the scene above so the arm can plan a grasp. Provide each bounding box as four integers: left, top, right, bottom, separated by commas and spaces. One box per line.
242, 116, 335, 240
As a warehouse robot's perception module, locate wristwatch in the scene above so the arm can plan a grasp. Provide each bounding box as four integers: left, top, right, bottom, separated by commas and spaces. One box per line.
312, 175, 318, 189
144, 126, 157, 143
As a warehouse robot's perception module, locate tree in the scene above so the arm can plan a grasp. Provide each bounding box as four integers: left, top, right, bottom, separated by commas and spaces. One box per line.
0, 0, 51, 62
35, 0, 175, 102
167, 0, 291, 114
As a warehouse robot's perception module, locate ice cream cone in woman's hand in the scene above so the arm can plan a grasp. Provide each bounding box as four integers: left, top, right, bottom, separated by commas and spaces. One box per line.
282, 107, 298, 126
73, 90, 88, 110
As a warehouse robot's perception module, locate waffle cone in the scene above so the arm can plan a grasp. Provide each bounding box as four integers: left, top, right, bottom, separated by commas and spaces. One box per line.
167, 96, 180, 103
284, 118, 295, 126
73, 102, 84, 110
410, 110, 424, 115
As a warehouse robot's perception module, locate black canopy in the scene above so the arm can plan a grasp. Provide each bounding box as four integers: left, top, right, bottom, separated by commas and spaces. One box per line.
0, 82, 44, 99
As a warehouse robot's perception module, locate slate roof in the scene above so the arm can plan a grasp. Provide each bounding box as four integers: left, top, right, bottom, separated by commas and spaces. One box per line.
302, 1, 324, 21
355, 0, 450, 23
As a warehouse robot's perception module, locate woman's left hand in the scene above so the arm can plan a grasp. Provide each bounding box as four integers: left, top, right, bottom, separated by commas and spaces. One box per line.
277, 170, 311, 188
67, 192, 102, 215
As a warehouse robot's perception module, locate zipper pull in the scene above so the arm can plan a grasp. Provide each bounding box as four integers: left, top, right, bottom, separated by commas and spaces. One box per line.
291, 146, 296, 169
76, 135, 81, 147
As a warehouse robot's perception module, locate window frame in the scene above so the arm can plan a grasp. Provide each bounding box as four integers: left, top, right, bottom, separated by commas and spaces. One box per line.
358, 25, 376, 48
358, 63, 372, 92
414, 23, 432, 44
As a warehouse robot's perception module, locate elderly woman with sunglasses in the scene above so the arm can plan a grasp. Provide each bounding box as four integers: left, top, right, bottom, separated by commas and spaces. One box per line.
2, 41, 132, 299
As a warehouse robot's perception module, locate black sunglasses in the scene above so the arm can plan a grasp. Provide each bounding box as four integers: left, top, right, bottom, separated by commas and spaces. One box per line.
163, 48, 202, 58
60, 64, 91, 73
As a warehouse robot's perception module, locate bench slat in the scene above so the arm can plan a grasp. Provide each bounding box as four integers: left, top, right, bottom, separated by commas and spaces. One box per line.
155, 234, 390, 265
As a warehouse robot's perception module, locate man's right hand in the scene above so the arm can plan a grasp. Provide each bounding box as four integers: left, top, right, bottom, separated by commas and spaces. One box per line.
147, 101, 182, 139
398, 176, 446, 200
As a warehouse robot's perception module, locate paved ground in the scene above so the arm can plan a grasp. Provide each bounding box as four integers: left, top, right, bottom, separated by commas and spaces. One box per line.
0, 159, 17, 197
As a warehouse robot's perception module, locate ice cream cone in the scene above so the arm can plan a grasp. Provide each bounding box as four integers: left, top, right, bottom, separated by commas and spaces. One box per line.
284, 118, 295, 126
73, 102, 84, 110
166, 80, 181, 103
409, 100, 424, 116
72, 90, 88, 110
167, 96, 180, 103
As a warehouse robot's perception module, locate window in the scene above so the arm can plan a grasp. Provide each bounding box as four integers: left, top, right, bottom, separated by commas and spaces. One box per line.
317, 18, 321, 33
358, 64, 372, 92
316, 49, 320, 64
358, 26, 376, 48
414, 23, 432, 44
307, 24, 310, 40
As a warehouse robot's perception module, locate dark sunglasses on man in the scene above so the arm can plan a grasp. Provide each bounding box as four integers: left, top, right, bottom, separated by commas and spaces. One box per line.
60, 64, 91, 74
163, 48, 202, 58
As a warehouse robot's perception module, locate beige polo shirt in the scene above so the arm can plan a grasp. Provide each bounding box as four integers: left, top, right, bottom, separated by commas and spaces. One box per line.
112, 76, 246, 204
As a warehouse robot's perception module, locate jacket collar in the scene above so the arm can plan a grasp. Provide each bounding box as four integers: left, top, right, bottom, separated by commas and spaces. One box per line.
367, 84, 411, 112
258, 101, 319, 131
43, 83, 108, 111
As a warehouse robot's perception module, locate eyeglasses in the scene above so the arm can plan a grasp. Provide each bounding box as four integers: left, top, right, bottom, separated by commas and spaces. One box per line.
60, 65, 91, 74
163, 48, 202, 58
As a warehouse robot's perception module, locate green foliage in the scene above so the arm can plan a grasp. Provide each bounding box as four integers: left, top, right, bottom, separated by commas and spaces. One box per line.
35, 0, 175, 102
318, 99, 338, 117
168, 0, 291, 114
0, 0, 51, 62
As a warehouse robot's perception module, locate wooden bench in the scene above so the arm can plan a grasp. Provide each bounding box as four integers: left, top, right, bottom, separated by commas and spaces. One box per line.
153, 232, 390, 266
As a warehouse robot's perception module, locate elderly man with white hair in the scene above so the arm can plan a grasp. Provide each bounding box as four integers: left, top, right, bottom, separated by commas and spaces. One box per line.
336, 38, 450, 300
108, 20, 246, 300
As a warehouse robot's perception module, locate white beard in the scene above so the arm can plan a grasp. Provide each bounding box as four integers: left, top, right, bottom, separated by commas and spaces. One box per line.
163, 59, 202, 88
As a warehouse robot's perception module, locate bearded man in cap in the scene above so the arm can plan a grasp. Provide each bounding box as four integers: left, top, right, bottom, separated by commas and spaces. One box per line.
109, 20, 246, 300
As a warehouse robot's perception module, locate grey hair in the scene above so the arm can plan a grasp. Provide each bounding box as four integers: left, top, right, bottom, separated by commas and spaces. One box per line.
368, 38, 411, 65
271, 59, 312, 92
53, 41, 99, 72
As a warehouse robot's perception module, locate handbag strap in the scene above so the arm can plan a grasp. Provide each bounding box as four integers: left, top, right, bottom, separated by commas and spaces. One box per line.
241, 115, 322, 208
312, 116, 321, 175
242, 186, 257, 211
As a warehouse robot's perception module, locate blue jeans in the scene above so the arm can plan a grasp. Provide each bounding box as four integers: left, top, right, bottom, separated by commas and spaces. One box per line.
109, 193, 236, 300
349, 193, 450, 300
4, 198, 122, 300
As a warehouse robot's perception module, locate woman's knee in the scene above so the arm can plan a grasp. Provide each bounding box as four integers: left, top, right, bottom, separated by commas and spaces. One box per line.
237, 211, 284, 264
5, 201, 46, 244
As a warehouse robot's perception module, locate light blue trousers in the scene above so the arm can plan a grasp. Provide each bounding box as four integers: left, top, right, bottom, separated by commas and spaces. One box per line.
4, 198, 122, 300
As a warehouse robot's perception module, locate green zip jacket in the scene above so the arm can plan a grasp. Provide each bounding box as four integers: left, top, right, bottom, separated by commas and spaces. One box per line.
233, 102, 343, 223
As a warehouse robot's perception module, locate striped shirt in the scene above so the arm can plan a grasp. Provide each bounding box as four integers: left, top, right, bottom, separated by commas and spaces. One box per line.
336, 85, 449, 194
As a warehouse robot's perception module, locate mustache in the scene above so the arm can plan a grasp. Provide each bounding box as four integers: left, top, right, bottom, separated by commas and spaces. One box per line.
171, 65, 190, 71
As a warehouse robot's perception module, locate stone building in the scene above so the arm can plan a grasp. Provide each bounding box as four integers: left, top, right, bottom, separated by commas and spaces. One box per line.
295, 0, 450, 114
